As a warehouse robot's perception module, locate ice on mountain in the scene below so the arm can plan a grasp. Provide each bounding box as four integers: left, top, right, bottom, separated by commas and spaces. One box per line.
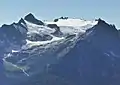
45, 18, 98, 35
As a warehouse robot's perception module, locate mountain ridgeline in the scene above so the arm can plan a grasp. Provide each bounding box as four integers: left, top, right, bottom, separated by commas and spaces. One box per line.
0, 13, 120, 85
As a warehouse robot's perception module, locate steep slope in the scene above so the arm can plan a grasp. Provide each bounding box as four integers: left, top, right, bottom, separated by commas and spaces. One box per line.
48, 19, 120, 85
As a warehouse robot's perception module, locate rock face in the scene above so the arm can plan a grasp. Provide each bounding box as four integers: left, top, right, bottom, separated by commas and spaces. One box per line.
0, 14, 120, 85
24, 13, 44, 25
47, 24, 63, 37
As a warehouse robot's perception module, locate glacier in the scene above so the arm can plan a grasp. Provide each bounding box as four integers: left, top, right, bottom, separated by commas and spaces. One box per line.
0, 14, 120, 85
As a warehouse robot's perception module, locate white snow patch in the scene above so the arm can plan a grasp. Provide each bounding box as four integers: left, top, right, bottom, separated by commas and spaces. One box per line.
45, 19, 98, 27
25, 36, 64, 48
12, 50, 19, 53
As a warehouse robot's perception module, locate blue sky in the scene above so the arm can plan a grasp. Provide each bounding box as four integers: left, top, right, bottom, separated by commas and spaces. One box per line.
0, 0, 120, 28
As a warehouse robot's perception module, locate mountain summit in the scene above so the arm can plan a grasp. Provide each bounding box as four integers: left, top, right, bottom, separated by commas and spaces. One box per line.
0, 14, 120, 85
24, 13, 44, 25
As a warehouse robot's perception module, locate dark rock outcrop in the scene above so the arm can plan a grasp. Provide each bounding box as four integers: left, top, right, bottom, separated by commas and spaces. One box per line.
24, 13, 44, 25
27, 33, 53, 41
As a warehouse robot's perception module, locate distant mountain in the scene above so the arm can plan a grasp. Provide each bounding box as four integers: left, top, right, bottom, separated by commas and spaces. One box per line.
0, 13, 120, 85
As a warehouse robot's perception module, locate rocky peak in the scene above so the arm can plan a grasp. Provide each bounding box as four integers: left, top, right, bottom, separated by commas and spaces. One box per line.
24, 13, 44, 25
18, 18, 26, 25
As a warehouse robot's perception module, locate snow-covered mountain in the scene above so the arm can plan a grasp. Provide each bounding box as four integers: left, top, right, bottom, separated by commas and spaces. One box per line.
0, 13, 120, 85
